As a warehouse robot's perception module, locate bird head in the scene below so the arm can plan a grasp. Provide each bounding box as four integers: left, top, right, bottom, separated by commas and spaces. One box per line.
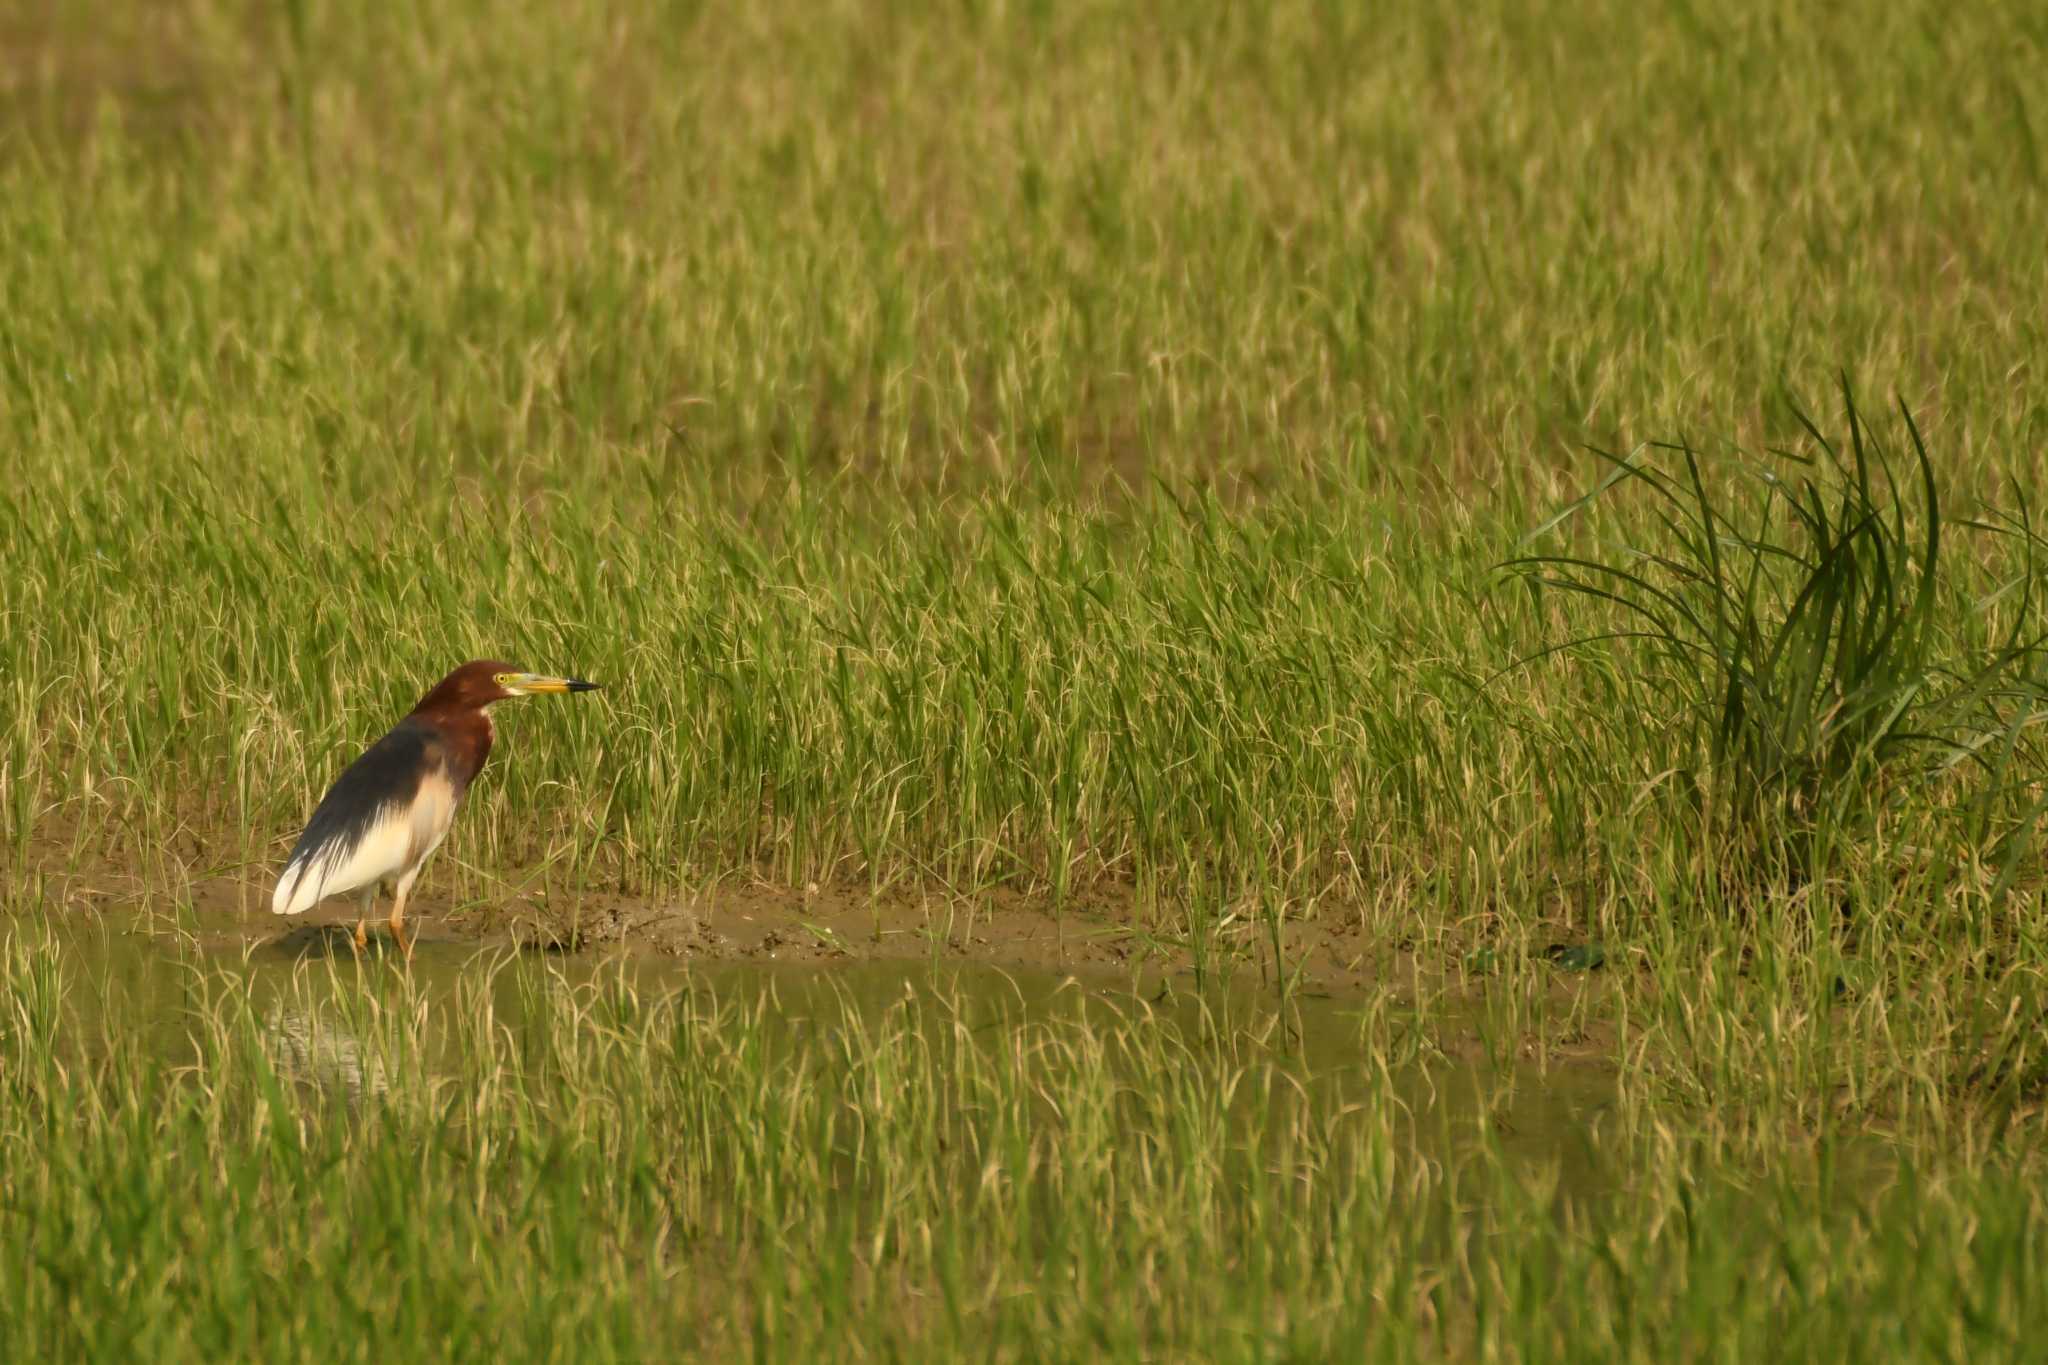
418, 660, 603, 712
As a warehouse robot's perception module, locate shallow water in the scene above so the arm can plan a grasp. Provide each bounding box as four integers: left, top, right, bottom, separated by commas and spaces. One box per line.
29, 908, 1622, 1205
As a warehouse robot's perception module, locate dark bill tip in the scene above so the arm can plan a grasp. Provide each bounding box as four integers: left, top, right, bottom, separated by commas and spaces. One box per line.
567, 679, 603, 692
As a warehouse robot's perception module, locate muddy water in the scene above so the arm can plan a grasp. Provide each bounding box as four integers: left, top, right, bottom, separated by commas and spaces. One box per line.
27, 909, 1622, 1203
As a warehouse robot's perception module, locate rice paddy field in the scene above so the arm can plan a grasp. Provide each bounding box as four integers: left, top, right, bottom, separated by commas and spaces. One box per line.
4, 0, 2048, 1358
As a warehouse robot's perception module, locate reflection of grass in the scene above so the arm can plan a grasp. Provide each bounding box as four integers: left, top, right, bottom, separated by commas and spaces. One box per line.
4, 921, 2046, 1358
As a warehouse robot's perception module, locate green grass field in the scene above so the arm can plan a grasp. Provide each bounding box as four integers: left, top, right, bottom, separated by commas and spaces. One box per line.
4, 0, 2048, 1357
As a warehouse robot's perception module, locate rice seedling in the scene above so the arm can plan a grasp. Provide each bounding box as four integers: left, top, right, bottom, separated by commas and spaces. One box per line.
4, 0, 2047, 1356
5, 916, 2047, 1361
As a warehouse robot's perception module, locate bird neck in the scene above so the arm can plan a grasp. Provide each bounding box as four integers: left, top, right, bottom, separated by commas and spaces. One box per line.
411, 705, 495, 794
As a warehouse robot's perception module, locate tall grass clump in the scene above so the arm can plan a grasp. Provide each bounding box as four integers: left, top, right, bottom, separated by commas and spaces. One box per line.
1509, 383, 2048, 907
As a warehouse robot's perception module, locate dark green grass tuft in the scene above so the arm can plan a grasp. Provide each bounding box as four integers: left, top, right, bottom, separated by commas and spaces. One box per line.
1509, 382, 2048, 905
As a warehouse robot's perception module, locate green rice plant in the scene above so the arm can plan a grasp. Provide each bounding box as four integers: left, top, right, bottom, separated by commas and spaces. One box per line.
7, 915, 2048, 1361
1507, 381, 2048, 902
4, 0, 2047, 955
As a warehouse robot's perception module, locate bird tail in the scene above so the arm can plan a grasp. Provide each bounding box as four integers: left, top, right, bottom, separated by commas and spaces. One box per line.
272, 856, 318, 916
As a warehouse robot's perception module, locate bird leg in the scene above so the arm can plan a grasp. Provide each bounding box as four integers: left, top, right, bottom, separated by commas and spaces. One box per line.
353, 889, 376, 953
389, 882, 414, 961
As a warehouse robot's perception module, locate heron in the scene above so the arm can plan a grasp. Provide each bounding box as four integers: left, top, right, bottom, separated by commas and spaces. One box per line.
271, 660, 601, 955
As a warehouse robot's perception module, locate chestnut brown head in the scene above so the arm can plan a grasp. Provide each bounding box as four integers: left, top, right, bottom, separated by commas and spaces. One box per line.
414, 659, 602, 713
